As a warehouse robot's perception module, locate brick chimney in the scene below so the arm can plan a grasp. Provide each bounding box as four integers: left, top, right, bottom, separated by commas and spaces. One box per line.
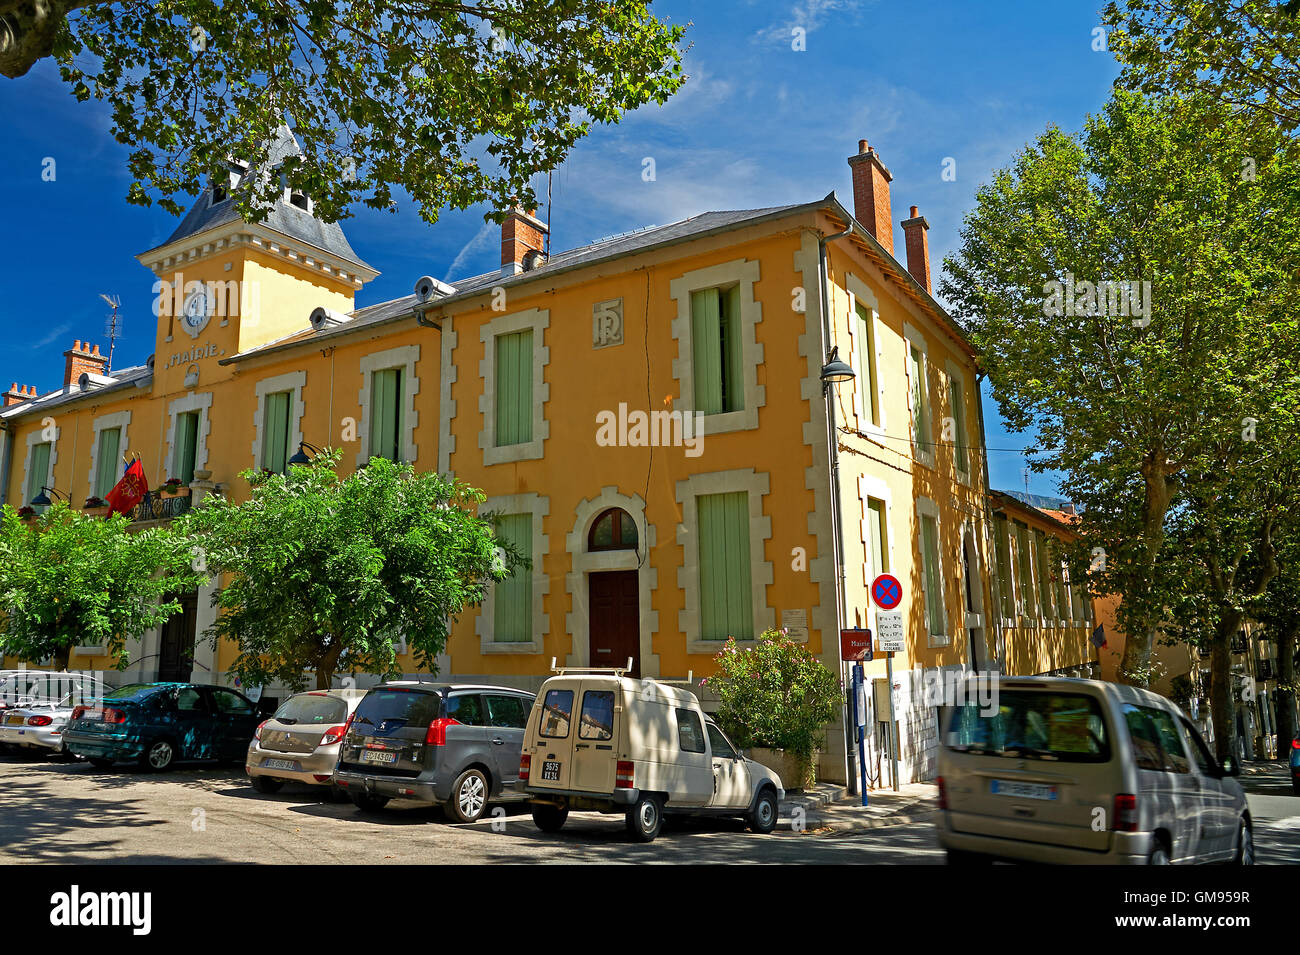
501, 206, 549, 275
63, 340, 107, 388
3, 383, 30, 407
900, 205, 932, 292
848, 139, 894, 255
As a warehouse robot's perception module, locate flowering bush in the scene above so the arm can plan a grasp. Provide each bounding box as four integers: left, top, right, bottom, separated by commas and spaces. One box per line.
16, 506, 36, 518
710, 629, 841, 771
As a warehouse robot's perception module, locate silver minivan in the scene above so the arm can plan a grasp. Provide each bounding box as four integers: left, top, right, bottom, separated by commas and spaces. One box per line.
936, 677, 1251, 865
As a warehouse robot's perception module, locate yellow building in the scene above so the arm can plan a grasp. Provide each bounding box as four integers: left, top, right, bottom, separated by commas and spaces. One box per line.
2, 133, 1002, 784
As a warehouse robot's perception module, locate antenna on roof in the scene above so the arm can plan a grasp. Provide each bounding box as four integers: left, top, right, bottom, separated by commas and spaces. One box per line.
99, 293, 121, 375
545, 170, 552, 256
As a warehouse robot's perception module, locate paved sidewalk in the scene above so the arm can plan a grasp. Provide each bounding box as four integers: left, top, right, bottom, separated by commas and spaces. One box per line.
777, 782, 939, 834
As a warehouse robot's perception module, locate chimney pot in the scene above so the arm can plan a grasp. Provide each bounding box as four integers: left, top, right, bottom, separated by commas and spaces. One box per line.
848, 138, 894, 255
62, 338, 107, 388
501, 204, 549, 275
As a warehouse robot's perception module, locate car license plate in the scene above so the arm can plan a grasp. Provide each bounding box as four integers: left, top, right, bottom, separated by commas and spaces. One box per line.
264, 758, 297, 771
990, 779, 1057, 800
362, 749, 398, 764
4, 715, 22, 725
541, 760, 561, 781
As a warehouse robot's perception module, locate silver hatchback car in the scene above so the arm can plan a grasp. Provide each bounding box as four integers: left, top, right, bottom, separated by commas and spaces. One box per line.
937, 676, 1250, 865
246, 688, 368, 796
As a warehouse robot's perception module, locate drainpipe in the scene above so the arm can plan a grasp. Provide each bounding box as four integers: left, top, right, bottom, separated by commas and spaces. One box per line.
973, 371, 1000, 671
817, 227, 854, 791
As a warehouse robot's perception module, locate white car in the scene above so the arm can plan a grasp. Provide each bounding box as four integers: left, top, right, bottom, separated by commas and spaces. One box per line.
0, 701, 75, 754
518, 672, 784, 841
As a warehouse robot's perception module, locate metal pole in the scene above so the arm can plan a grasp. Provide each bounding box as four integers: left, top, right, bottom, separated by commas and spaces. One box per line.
854, 663, 869, 805
886, 651, 900, 792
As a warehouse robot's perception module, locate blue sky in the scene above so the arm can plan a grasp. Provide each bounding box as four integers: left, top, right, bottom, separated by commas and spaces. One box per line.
0, 0, 1119, 499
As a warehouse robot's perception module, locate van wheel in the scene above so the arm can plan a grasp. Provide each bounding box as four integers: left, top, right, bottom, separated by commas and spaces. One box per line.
143, 739, 176, 771
446, 768, 489, 823
251, 775, 284, 795
1148, 840, 1171, 865
1234, 820, 1254, 865
351, 792, 390, 813
532, 804, 568, 833
749, 788, 779, 834
626, 794, 663, 842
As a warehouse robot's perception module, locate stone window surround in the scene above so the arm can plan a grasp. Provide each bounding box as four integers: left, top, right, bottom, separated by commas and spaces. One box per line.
478, 308, 550, 466
22, 424, 59, 507
438, 315, 459, 476
675, 468, 775, 654
87, 411, 131, 498
944, 359, 973, 487
916, 495, 949, 647
251, 370, 306, 471
903, 323, 936, 470
165, 391, 213, 481
957, 517, 986, 636
563, 486, 661, 676
844, 271, 887, 440
669, 258, 766, 434
356, 344, 420, 467
475, 492, 550, 654
856, 474, 896, 634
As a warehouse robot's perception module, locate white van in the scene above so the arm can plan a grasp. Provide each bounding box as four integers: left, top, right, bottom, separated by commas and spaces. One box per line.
517, 670, 784, 841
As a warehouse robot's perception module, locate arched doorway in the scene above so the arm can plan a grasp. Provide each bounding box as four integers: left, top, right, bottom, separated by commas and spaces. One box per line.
587, 508, 641, 676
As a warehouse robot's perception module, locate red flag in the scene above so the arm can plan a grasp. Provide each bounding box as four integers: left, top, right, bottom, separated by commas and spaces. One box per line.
105, 459, 148, 516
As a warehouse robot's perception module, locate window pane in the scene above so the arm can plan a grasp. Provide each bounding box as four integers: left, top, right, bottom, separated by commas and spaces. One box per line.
706, 722, 737, 758
486, 694, 529, 729
719, 285, 744, 413
445, 693, 484, 726
579, 691, 615, 740
495, 329, 533, 446
921, 514, 945, 635
856, 304, 879, 425
697, 491, 753, 640
676, 708, 705, 753
867, 498, 888, 578
370, 368, 403, 461
95, 427, 121, 497
539, 689, 573, 738
27, 442, 50, 505
949, 376, 968, 475
909, 345, 931, 446
946, 692, 1109, 762
176, 412, 199, 485
494, 513, 533, 642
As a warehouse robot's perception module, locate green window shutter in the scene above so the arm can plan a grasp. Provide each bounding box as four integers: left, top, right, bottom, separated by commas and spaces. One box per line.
494, 513, 533, 642
1035, 531, 1053, 617
370, 368, 403, 461
691, 289, 725, 415
856, 304, 879, 425
921, 514, 945, 635
867, 497, 888, 577
697, 491, 753, 641
95, 427, 121, 497
909, 345, 931, 446
994, 515, 1014, 619
495, 329, 534, 447
262, 392, 291, 472
719, 286, 744, 413
949, 376, 968, 476
176, 412, 199, 485
27, 442, 50, 505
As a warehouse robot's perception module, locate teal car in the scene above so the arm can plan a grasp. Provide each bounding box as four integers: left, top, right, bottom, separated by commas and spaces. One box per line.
64, 682, 264, 771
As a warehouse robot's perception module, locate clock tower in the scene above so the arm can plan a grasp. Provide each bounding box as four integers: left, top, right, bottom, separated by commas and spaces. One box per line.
136, 127, 378, 396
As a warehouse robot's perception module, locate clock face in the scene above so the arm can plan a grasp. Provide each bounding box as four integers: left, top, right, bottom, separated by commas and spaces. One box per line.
181, 288, 211, 337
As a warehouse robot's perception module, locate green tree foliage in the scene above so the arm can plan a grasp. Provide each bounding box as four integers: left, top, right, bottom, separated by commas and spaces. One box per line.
176, 451, 516, 691
939, 90, 1300, 687
0, 502, 204, 670
1105, 0, 1300, 135
0, 0, 687, 224
705, 630, 841, 779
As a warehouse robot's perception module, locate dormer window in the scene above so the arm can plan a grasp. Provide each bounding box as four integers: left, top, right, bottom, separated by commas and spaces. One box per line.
211, 184, 226, 203
288, 192, 310, 212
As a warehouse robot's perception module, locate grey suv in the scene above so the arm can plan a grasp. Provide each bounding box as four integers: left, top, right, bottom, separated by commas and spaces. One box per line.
333, 682, 533, 823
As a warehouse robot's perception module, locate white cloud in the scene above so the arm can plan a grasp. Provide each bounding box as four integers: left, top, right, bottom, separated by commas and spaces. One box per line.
754, 0, 865, 44
443, 220, 497, 282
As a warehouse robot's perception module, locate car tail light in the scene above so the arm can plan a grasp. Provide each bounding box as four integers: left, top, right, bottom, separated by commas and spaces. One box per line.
102, 707, 126, 724
936, 775, 948, 810
313, 774, 331, 783
71, 705, 87, 721
254, 720, 269, 742
1113, 793, 1139, 832
319, 725, 348, 746
519, 753, 531, 781
26, 715, 53, 727
615, 760, 635, 789
426, 717, 460, 746
1292, 737, 1300, 750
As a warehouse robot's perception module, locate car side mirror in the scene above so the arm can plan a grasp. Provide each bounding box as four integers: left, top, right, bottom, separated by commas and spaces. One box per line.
1221, 755, 1241, 777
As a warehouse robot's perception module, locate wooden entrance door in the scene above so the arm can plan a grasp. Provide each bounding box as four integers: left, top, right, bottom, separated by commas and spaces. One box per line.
158, 590, 198, 682
589, 570, 640, 676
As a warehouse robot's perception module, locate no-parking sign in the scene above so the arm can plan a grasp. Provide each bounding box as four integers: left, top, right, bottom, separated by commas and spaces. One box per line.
871, 573, 903, 610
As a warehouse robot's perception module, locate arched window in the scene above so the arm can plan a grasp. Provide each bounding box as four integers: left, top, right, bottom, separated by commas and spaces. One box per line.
588, 508, 638, 552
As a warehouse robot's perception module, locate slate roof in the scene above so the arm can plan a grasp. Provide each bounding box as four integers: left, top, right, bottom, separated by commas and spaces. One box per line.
0, 364, 153, 420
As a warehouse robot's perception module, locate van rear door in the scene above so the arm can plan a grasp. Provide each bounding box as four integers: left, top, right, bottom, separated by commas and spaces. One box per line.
943, 688, 1116, 852
528, 682, 579, 792
571, 682, 618, 795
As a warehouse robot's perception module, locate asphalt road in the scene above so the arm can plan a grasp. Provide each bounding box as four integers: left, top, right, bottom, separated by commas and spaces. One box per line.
0, 748, 1296, 864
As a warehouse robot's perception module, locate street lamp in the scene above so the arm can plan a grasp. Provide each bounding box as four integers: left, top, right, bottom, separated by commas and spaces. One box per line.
820, 346, 855, 386
30, 486, 68, 507
287, 441, 325, 466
